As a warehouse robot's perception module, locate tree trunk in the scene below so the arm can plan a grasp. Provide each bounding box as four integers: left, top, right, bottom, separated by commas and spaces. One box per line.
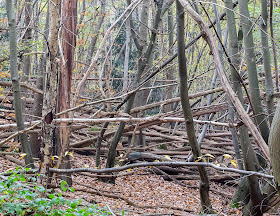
123, 18, 130, 91
40, 0, 61, 186
165, 7, 174, 114
106, 0, 164, 170
226, 1, 263, 214
269, 100, 280, 184
238, 0, 270, 143
176, 0, 212, 212
269, 0, 279, 92
55, 0, 77, 186
30, 6, 49, 158
260, 0, 274, 124
6, 0, 34, 168
21, 0, 32, 115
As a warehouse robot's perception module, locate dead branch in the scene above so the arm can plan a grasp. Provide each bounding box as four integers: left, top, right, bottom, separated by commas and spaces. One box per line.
53, 117, 237, 127
0, 121, 41, 146
0, 81, 43, 95
130, 87, 223, 114
49, 161, 273, 179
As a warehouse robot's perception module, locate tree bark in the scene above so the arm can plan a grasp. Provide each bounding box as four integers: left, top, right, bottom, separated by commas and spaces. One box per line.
260, 0, 274, 124
269, 0, 279, 92
55, 0, 77, 186
238, 0, 270, 143
269, 101, 280, 185
123, 17, 130, 91
165, 7, 174, 114
226, 1, 263, 214
21, 0, 32, 114
176, 0, 212, 212
30, 6, 49, 158
6, 0, 34, 168
40, 0, 61, 186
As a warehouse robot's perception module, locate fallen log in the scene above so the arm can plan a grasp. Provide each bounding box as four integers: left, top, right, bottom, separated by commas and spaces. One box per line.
0, 81, 43, 95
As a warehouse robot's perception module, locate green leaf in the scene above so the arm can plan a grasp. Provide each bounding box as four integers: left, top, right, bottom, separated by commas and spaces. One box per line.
61, 180, 67, 192
69, 187, 75, 192
38, 206, 45, 212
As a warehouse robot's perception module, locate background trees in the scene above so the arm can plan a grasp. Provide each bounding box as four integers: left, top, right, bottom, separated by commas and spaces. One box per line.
2, 0, 280, 214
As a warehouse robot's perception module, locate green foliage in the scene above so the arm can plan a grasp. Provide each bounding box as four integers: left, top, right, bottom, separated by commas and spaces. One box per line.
0, 168, 114, 216
90, 126, 99, 131
159, 144, 167, 150
231, 201, 240, 209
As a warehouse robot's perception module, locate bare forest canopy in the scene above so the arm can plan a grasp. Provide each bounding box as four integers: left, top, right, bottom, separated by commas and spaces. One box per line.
1, 0, 280, 215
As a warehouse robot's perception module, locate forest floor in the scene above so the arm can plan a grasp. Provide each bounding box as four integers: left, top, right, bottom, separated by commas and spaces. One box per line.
0, 152, 245, 215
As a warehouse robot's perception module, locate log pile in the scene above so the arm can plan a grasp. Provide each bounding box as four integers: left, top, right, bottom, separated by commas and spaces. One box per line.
0, 78, 265, 184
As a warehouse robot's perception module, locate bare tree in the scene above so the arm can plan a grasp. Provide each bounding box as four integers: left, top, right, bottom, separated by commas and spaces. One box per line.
54, 0, 77, 186
239, 0, 270, 143
6, 0, 34, 168
176, 0, 212, 212
106, 0, 164, 170
260, 0, 274, 124
40, 0, 61, 186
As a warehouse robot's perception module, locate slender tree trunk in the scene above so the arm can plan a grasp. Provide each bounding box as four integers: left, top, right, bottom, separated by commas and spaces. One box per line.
21, 0, 32, 114
260, 0, 274, 124
225, 1, 263, 214
40, 0, 61, 186
55, 0, 77, 186
238, 0, 270, 143
176, 0, 212, 212
6, 0, 34, 168
269, 101, 280, 185
197, 0, 221, 148
84, 1, 105, 70
123, 19, 130, 91
132, 0, 150, 147
106, 0, 164, 170
134, 0, 149, 110
165, 7, 174, 114
269, 0, 279, 92
30, 6, 49, 158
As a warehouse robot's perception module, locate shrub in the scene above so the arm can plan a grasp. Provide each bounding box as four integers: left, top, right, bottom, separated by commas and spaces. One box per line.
0, 167, 116, 216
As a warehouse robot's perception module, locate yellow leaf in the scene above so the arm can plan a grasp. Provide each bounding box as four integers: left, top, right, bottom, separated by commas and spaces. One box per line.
53, 166, 57, 169
19, 153, 27, 160
127, 168, 131, 171
7, 113, 15, 118
272, 67, 275, 71
68, 152, 74, 157
84, 164, 89, 168
223, 154, 232, 159
119, 159, 125, 162
205, 153, 215, 158
230, 160, 237, 167
51, 155, 59, 160
164, 155, 172, 160
94, 167, 98, 169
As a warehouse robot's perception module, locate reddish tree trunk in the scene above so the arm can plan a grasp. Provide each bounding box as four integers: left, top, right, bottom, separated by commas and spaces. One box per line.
56, 0, 77, 185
